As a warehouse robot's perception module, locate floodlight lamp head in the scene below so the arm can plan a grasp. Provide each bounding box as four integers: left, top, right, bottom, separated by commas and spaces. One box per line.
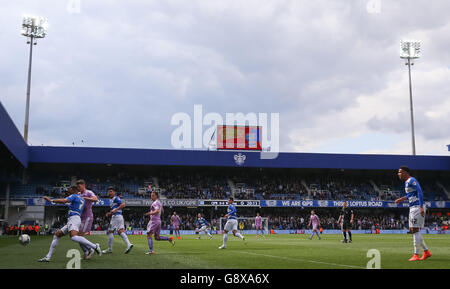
400, 40, 421, 59
21, 15, 48, 38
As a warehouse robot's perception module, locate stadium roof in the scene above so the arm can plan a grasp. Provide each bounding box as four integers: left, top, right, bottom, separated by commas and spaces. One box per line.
28, 146, 450, 170
0, 102, 28, 166
1, 102, 450, 171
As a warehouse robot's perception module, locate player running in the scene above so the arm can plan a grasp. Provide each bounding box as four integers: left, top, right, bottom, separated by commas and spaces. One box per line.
219, 197, 246, 249
103, 187, 133, 254
38, 186, 101, 262
171, 211, 182, 239
308, 210, 321, 240
337, 202, 353, 243
144, 191, 175, 255
196, 213, 213, 240
255, 212, 264, 237
395, 166, 431, 261
76, 179, 99, 259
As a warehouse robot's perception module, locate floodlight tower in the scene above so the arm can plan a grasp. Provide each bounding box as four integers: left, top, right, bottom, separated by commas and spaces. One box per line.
21, 15, 48, 142
400, 40, 421, 156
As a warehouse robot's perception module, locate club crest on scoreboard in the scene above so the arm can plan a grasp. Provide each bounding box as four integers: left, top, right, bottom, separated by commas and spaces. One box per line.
234, 153, 246, 166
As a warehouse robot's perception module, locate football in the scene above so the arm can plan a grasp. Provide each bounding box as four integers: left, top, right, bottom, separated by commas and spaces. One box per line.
19, 234, 30, 246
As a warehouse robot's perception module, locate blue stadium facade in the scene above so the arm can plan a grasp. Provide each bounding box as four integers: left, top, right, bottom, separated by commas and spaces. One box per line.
2, 102, 449, 171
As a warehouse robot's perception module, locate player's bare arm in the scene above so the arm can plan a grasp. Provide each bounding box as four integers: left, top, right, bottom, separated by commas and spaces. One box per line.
43, 196, 69, 204
395, 196, 407, 204
106, 202, 126, 217
43, 187, 83, 244
145, 209, 160, 216
83, 194, 99, 202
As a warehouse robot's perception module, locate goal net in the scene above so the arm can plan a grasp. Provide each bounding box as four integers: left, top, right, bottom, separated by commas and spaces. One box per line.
219, 217, 269, 234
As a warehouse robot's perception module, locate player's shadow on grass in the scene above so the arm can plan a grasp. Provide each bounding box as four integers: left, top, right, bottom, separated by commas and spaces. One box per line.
177, 252, 205, 255
247, 245, 279, 249
155, 252, 204, 255
227, 247, 270, 251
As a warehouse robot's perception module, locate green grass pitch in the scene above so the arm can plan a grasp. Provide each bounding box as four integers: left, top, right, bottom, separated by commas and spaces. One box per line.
1, 234, 449, 269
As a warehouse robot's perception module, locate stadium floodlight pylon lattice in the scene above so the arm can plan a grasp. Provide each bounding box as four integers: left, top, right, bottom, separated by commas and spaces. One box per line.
21, 15, 48, 143
219, 217, 269, 234
400, 40, 421, 156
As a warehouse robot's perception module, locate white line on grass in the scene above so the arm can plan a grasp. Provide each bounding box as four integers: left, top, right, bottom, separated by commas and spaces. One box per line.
236, 251, 365, 269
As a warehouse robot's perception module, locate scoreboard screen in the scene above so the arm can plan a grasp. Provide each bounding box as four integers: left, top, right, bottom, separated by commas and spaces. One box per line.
199, 200, 260, 207
217, 125, 262, 151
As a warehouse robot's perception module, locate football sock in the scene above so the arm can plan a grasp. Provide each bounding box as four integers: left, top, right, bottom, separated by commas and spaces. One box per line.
158, 236, 170, 241
79, 243, 89, 255
348, 231, 352, 241
71, 235, 96, 249
421, 236, 428, 251
223, 233, 228, 246
120, 232, 131, 246
46, 235, 59, 259
108, 233, 114, 250
413, 232, 420, 254
235, 233, 244, 240
342, 231, 347, 241
414, 231, 428, 252
147, 237, 153, 251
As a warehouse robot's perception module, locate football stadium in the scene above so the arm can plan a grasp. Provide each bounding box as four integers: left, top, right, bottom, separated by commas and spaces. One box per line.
1, 2, 450, 280
1, 102, 450, 269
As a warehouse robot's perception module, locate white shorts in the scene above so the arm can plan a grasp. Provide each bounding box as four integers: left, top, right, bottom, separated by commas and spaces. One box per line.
108, 215, 125, 232
224, 219, 238, 232
61, 215, 81, 234
409, 206, 425, 228
198, 225, 209, 232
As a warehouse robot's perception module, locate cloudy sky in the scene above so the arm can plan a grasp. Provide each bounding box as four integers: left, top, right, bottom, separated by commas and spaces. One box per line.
1, 0, 449, 155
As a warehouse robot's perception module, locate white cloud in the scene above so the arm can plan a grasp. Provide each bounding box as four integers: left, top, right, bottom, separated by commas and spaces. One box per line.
0, 0, 449, 155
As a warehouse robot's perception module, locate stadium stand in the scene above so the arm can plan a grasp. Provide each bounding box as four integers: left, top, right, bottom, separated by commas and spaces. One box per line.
5, 169, 449, 201
1, 102, 449, 234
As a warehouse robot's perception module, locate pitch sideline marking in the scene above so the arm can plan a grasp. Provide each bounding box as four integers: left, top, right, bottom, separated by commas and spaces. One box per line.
236, 250, 365, 269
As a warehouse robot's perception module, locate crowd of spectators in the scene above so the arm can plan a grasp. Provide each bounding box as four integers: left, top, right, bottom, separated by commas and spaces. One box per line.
160, 175, 230, 200
13, 170, 450, 202
266, 213, 409, 230
3, 211, 448, 236
40, 208, 449, 233
266, 211, 449, 231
